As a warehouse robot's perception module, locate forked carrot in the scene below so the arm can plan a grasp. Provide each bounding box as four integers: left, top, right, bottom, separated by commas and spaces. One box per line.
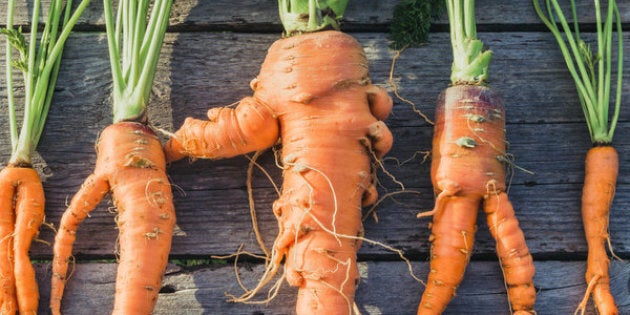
164, 1, 393, 313
49, 0, 175, 313
0, 166, 44, 314
50, 122, 175, 314
416, 1, 536, 314
534, 1, 623, 314
0, 0, 89, 313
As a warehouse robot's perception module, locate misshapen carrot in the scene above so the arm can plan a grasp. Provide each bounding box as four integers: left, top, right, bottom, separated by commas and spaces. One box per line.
0, 166, 45, 315
50, 122, 176, 315
419, 85, 535, 314
578, 145, 618, 315
165, 30, 393, 314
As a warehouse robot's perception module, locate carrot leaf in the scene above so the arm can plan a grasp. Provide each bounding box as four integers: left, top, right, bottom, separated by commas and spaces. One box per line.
447, 0, 492, 85
2, 0, 91, 165
389, 0, 444, 50
104, 0, 172, 123
533, 0, 623, 144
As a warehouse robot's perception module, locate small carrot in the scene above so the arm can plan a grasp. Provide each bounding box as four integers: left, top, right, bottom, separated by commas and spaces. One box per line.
49, 0, 175, 313
0, 0, 89, 313
534, 1, 623, 314
415, 1, 536, 314
164, 1, 393, 313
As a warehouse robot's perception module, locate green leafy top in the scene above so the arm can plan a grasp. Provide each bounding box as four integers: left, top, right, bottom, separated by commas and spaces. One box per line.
447, 0, 492, 85
389, 0, 444, 50
278, 0, 349, 37
534, 0, 623, 145
2, 0, 91, 165
103, 0, 172, 123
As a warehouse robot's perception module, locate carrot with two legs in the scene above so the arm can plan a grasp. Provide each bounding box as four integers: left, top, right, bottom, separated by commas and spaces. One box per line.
164, 1, 393, 313
534, 0, 623, 314
49, 0, 176, 314
416, 1, 536, 313
0, 0, 90, 313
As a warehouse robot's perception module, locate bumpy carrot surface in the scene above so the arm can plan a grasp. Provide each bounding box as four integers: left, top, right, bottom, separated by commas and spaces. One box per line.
419, 85, 536, 314
50, 121, 176, 315
579, 145, 618, 315
165, 30, 393, 314
0, 166, 45, 315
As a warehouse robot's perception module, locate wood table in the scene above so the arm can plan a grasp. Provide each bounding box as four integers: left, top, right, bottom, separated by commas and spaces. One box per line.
1, 1, 629, 314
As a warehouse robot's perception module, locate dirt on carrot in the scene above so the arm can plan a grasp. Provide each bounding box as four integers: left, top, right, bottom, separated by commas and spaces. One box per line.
164, 30, 393, 314
0, 166, 45, 314
50, 122, 176, 315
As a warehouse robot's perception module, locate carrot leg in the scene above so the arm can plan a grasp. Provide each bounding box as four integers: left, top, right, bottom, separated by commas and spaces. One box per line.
50, 173, 109, 315
0, 169, 17, 315
110, 168, 175, 315
483, 190, 536, 314
12, 168, 45, 315
580, 146, 618, 315
418, 195, 478, 315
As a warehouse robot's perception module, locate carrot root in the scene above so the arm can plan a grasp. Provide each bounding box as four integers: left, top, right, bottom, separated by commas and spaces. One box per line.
420, 85, 536, 314
50, 122, 176, 315
579, 145, 619, 315
0, 166, 45, 315
165, 30, 392, 315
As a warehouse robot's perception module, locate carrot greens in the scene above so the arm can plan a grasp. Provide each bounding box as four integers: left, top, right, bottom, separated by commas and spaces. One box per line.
103, 0, 172, 123
2, 0, 91, 165
533, 0, 622, 144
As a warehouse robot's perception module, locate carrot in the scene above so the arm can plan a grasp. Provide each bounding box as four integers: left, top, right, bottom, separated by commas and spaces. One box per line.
534, 1, 623, 314
0, 166, 44, 314
0, 0, 89, 313
164, 1, 393, 313
581, 146, 618, 314
50, 122, 175, 314
415, 1, 536, 314
49, 0, 175, 313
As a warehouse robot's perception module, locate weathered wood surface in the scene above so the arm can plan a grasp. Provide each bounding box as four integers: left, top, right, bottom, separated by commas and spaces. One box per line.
0, 0, 629, 314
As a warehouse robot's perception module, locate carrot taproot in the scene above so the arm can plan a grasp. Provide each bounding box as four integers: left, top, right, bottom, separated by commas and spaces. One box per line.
411, 1, 536, 314
49, 0, 175, 313
0, 166, 44, 314
534, 1, 623, 313
419, 85, 536, 315
580, 145, 618, 315
50, 122, 176, 314
0, 0, 89, 313
164, 27, 393, 315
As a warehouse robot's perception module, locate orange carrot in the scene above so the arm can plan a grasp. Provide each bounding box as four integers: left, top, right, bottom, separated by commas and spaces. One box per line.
579, 146, 618, 315
50, 122, 176, 314
50, 0, 175, 312
0, 166, 45, 314
534, 1, 623, 313
164, 29, 393, 314
419, 85, 536, 314
409, 2, 536, 313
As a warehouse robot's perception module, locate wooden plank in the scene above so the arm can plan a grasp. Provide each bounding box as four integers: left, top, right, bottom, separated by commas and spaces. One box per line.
4, 0, 630, 30
35, 260, 630, 314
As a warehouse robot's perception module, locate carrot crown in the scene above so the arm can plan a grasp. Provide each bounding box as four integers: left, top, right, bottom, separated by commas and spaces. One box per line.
534, 0, 623, 145
447, 0, 492, 85
278, 0, 349, 37
2, 0, 91, 165
103, 0, 172, 123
